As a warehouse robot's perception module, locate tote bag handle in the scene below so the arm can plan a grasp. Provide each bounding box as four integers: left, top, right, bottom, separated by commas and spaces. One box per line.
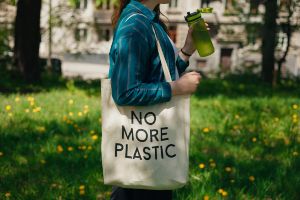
124, 13, 173, 82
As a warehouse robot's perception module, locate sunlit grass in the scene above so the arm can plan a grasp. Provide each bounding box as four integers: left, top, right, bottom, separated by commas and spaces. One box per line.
0, 75, 299, 199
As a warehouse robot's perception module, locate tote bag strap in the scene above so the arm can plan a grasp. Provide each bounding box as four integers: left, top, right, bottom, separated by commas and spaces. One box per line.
123, 12, 172, 82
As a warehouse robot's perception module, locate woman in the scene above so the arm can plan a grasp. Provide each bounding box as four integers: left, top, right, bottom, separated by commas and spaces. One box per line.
108, 0, 201, 199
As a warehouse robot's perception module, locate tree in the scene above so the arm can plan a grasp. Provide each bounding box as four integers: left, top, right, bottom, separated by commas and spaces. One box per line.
14, 0, 42, 83
261, 0, 277, 84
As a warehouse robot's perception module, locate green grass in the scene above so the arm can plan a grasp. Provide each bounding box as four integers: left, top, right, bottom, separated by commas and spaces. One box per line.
0, 74, 299, 200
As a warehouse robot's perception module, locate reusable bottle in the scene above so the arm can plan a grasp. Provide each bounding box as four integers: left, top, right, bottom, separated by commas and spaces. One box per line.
184, 8, 215, 57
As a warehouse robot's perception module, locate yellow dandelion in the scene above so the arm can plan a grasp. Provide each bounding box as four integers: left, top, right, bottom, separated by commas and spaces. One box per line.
79, 190, 85, 195
274, 117, 279, 122
27, 96, 34, 102
79, 185, 85, 190
25, 109, 30, 113
78, 112, 83, 117
225, 167, 232, 172
67, 146, 74, 151
83, 109, 89, 114
36, 126, 46, 133
221, 191, 228, 197
0, 152, 3, 156
203, 195, 209, 200
252, 137, 257, 142
30, 101, 35, 106
33, 107, 41, 113
203, 127, 210, 133
292, 114, 298, 119
51, 183, 57, 188
199, 163, 205, 169
293, 151, 299, 156
81, 145, 87, 150
69, 112, 73, 116
249, 175, 255, 182
68, 99, 74, 105
87, 145, 92, 150
57, 145, 64, 153
5, 192, 11, 197
5, 105, 11, 111
234, 114, 240, 119
8, 112, 13, 117
293, 118, 298, 123
63, 115, 67, 121
40, 159, 46, 164
210, 162, 216, 168
15, 97, 20, 102
92, 135, 98, 140
292, 104, 298, 109
84, 105, 89, 109
218, 188, 224, 194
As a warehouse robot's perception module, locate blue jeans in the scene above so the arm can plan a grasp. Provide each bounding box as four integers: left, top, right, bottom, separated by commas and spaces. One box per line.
110, 186, 172, 200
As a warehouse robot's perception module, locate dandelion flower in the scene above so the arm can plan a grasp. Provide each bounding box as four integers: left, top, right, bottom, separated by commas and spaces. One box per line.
5, 192, 11, 197
79, 190, 85, 195
293, 104, 298, 109
292, 114, 298, 119
199, 163, 205, 169
84, 105, 89, 109
25, 109, 30, 113
221, 191, 228, 197
203, 127, 210, 133
293, 118, 298, 123
69, 112, 73, 116
5, 105, 11, 111
252, 137, 257, 142
87, 146, 92, 150
8, 112, 13, 117
234, 114, 240, 119
57, 145, 64, 153
210, 162, 216, 168
92, 135, 98, 140
249, 176, 255, 182
293, 151, 299, 156
67, 146, 74, 151
218, 188, 224, 194
225, 167, 232, 172
78, 112, 83, 117
15, 97, 20, 102
203, 195, 209, 200
274, 117, 279, 122
68, 99, 74, 105
79, 185, 85, 190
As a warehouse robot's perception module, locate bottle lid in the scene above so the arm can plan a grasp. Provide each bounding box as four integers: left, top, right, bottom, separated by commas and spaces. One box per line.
184, 7, 213, 22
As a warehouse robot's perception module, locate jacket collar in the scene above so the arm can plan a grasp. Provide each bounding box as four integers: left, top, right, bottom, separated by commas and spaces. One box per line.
128, 0, 159, 22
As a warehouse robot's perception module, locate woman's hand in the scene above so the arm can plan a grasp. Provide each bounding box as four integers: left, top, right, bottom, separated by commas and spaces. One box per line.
170, 71, 201, 96
181, 23, 210, 57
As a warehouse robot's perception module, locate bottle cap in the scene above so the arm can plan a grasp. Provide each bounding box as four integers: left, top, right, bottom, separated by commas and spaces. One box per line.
184, 8, 213, 23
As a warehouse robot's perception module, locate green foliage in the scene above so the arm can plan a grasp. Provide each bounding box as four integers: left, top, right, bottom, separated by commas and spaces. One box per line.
0, 75, 299, 199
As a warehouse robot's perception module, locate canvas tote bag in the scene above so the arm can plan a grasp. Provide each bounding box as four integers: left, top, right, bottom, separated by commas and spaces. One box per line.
101, 16, 190, 190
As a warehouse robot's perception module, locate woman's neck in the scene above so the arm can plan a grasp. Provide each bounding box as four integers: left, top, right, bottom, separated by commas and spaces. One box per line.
141, 0, 158, 10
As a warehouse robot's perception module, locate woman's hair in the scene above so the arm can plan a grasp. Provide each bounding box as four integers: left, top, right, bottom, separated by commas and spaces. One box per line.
111, 0, 169, 34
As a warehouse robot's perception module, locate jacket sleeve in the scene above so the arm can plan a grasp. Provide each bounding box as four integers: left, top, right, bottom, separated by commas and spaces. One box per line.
176, 54, 190, 75
110, 23, 172, 106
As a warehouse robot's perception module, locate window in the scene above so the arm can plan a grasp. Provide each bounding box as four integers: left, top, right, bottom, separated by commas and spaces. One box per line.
96, 0, 111, 10
76, 0, 88, 9
220, 48, 233, 71
168, 26, 177, 43
97, 28, 111, 41
169, 0, 178, 8
75, 28, 88, 41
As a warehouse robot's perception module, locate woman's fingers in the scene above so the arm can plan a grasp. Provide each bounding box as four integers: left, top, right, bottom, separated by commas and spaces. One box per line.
205, 22, 210, 30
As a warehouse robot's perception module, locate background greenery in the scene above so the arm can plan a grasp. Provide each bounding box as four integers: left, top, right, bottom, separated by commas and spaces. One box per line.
0, 73, 299, 200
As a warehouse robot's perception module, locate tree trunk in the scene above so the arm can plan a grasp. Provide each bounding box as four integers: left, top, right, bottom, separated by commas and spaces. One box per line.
14, 0, 42, 83
261, 0, 277, 84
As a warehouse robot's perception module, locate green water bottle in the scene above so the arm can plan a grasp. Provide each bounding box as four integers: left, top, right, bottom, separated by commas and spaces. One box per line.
184, 8, 215, 57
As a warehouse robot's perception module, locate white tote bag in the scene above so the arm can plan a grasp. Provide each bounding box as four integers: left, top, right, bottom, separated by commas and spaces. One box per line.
101, 22, 191, 190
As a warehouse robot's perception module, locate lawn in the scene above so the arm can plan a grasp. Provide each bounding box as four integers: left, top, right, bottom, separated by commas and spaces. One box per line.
0, 74, 299, 200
